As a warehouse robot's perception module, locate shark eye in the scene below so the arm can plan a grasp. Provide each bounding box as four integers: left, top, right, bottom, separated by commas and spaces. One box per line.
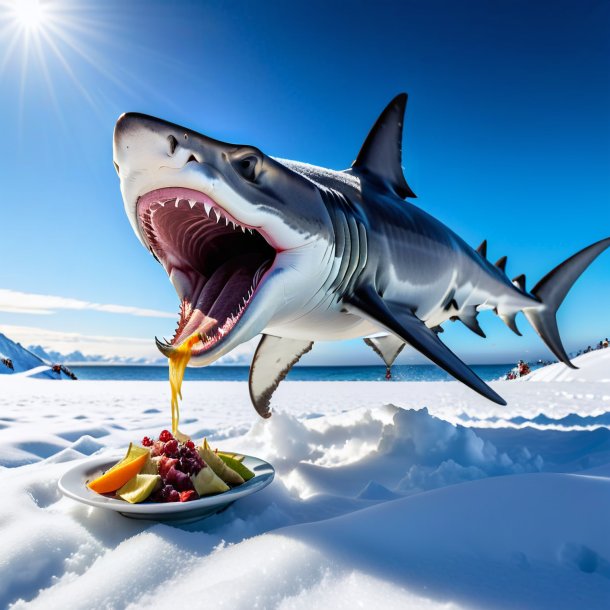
233, 151, 262, 183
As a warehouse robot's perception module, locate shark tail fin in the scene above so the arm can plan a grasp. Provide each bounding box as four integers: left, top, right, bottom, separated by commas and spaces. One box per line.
523, 237, 610, 368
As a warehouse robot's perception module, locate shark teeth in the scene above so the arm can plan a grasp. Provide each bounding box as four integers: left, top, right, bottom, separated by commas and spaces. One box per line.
138, 189, 276, 355
147, 196, 257, 236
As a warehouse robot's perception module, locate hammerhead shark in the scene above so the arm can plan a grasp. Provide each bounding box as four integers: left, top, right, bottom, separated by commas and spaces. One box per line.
113, 94, 609, 417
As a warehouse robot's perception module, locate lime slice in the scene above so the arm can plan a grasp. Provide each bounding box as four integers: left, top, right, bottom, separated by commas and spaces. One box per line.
117, 474, 160, 503
106, 443, 149, 474
217, 451, 245, 462
218, 454, 254, 481
198, 439, 244, 485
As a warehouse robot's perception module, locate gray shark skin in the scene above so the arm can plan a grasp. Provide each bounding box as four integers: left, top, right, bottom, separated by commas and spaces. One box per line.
113, 94, 610, 417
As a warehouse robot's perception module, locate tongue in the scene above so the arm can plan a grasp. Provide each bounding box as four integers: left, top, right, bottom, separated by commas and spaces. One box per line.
174, 254, 266, 346
198, 254, 268, 318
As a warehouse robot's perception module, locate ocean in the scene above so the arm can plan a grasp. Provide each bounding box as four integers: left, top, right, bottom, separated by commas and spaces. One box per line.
69, 364, 520, 382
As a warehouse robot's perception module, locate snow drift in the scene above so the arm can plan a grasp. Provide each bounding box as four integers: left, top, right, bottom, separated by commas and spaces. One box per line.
525, 348, 610, 383
0, 350, 609, 608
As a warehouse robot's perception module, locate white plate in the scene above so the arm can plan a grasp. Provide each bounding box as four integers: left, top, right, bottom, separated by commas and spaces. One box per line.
59, 453, 275, 523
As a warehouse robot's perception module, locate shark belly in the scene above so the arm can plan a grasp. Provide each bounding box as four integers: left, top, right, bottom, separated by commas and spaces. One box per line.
265, 301, 379, 341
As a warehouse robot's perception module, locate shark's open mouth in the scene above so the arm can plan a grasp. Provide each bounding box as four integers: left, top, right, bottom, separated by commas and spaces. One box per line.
137, 187, 276, 355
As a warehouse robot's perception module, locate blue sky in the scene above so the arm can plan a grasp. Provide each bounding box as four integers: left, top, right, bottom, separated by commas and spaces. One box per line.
0, 0, 608, 365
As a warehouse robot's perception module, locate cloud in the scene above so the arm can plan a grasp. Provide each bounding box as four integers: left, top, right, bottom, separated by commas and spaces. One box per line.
0, 289, 175, 318
0, 324, 160, 359
0, 324, 258, 364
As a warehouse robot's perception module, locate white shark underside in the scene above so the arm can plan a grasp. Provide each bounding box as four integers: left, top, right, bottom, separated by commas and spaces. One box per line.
113, 94, 610, 417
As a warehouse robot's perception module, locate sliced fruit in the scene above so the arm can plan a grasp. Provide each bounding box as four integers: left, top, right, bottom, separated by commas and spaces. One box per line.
179, 490, 197, 502
190, 465, 229, 496
106, 443, 149, 474
218, 454, 255, 481
197, 439, 244, 485
217, 451, 245, 462
88, 451, 149, 494
117, 474, 161, 504
140, 454, 159, 475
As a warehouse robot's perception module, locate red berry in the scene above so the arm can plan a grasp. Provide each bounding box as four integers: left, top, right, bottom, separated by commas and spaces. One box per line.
159, 429, 173, 443
164, 439, 179, 456
167, 488, 180, 502
142, 436, 153, 447
186, 440, 195, 449
179, 490, 197, 502
151, 440, 165, 457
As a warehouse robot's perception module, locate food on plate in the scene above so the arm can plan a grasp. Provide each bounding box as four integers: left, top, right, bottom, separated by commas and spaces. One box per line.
198, 438, 245, 485
191, 462, 229, 495
117, 474, 161, 504
87, 444, 150, 494
87, 430, 249, 504
217, 452, 255, 481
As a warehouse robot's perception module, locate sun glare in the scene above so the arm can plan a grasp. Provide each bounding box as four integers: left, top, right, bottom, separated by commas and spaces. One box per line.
0, 0, 171, 127
12, 0, 45, 31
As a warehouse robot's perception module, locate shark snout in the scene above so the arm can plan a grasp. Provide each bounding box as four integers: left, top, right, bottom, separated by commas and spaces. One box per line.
113, 112, 197, 177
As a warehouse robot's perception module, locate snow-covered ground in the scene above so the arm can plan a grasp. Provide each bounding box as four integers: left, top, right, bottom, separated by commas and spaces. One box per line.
0, 333, 73, 380
0, 351, 609, 609
524, 348, 610, 383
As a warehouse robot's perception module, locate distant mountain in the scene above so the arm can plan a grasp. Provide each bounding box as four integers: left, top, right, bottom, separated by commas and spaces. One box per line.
24, 341, 255, 366
28, 344, 54, 362
0, 334, 70, 379
26, 346, 167, 366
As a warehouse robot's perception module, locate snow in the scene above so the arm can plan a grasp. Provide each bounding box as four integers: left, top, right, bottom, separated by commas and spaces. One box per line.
0, 333, 75, 380
0, 350, 609, 609
524, 348, 610, 383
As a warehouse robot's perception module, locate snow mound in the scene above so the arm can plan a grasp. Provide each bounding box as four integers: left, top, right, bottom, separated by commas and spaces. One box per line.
525, 348, 610, 383
0, 379, 609, 608
245, 407, 543, 500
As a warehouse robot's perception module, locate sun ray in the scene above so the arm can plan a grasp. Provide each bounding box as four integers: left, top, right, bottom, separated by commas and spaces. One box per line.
37, 26, 99, 111
45, 21, 137, 97
0, 27, 23, 75
16, 19, 32, 140
0, 0, 181, 132
31, 26, 65, 128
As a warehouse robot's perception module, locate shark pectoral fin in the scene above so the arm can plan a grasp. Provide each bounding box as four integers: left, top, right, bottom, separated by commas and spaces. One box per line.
348, 288, 507, 406
364, 335, 406, 368
248, 334, 314, 418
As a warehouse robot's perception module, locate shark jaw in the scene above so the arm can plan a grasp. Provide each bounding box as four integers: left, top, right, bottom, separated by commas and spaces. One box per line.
137, 187, 277, 359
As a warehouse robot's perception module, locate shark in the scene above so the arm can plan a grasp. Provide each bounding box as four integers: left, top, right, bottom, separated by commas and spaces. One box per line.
113, 94, 610, 417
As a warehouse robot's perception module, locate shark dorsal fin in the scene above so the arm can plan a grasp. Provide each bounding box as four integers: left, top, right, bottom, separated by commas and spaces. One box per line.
495, 255, 507, 272
512, 274, 526, 292
351, 93, 416, 199
476, 240, 488, 258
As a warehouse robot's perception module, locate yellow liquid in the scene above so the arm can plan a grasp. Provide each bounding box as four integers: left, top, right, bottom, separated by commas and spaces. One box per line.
168, 333, 200, 435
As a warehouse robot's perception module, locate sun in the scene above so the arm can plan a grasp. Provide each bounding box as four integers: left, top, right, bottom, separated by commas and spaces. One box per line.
0, 0, 168, 127
11, 0, 46, 31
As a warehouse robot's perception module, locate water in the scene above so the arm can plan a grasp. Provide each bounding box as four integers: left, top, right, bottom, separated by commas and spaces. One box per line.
69, 364, 517, 382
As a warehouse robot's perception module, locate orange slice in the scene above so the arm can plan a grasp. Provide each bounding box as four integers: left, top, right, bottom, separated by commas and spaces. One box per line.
88, 452, 148, 494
